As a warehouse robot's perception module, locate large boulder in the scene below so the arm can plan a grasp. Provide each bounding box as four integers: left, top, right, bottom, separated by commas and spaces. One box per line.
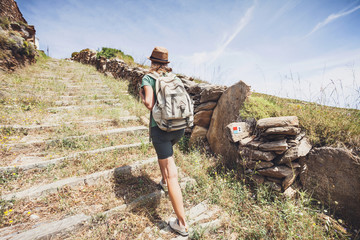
206, 81, 251, 166
300, 147, 360, 228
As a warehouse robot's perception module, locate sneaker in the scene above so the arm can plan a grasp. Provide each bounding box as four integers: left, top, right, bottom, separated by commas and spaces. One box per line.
159, 179, 168, 192
169, 218, 189, 236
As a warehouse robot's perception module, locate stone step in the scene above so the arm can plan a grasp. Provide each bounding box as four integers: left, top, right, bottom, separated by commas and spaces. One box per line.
54, 98, 120, 106
137, 201, 222, 239
59, 92, 128, 99
1, 176, 195, 240
0, 142, 147, 172
2, 157, 158, 201
0, 214, 91, 240
7, 125, 147, 149
0, 116, 139, 131
65, 84, 109, 88
47, 103, 122, 112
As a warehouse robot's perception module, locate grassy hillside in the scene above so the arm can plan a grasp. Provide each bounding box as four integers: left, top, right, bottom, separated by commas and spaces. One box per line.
240, 92, 360, 154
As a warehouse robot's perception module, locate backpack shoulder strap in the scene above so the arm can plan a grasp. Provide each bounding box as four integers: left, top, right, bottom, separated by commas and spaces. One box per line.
147, 72, 160, 80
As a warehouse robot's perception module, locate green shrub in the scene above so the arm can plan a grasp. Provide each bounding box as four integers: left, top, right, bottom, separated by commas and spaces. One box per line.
71, 52, 79, 58
80, 48, 90, 53
96, 47, 134, 64
35, 50, 49, 61
96, 47, 123, 59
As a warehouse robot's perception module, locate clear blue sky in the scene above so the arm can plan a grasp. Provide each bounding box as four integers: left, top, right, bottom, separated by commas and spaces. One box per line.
16, 0, 360, 109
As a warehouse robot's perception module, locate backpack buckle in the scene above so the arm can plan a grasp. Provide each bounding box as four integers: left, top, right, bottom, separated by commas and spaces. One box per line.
167, 120, 172, 132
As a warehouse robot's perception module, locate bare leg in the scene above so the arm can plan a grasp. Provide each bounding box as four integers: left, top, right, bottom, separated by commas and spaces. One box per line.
158, 156, 187, 227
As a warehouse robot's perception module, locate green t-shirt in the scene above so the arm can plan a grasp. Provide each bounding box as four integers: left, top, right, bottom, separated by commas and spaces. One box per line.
141, 74, 157, 127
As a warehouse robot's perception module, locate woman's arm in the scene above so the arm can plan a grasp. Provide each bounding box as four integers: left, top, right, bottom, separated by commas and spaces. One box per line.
142, 85, 155, 110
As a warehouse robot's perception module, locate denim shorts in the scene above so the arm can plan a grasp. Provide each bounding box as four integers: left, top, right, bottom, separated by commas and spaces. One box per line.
150, 126, 184, 159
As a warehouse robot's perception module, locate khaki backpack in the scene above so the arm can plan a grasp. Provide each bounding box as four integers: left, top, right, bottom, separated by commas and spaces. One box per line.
148, 72, 194, 132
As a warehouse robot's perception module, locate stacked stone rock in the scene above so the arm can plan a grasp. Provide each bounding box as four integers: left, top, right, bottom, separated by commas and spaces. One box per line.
72, 49, 227, 141
179, 79, 227, 144
228, 116, 312, 192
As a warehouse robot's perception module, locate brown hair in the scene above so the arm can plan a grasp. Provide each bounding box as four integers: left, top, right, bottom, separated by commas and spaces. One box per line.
149, 61, 172, 73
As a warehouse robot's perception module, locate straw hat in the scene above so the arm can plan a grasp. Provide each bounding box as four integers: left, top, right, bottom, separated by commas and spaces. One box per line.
148, 46, 170, 63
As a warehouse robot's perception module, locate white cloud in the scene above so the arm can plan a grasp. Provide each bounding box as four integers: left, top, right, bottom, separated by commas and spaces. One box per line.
306, 4, 360, 37
181, 2, 256, 67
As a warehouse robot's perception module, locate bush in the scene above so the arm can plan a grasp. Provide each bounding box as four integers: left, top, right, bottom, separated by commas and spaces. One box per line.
71, 52, 79, 58
96, 47, 134, 64
36, 50, 48, 61
80, 48, 90, 53
96, 47, 123, 59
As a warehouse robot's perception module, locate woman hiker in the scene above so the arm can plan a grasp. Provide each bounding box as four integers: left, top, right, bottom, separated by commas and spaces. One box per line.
139, 46, 189, 236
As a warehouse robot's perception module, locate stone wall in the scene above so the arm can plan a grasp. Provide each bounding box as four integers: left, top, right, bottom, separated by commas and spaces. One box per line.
228, 116, 312, 191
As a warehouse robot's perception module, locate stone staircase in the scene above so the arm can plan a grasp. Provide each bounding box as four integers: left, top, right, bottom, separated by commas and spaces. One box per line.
0, 59, 224, 239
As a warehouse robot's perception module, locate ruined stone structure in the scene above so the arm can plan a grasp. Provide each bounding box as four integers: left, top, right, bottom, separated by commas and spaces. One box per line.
0, 0, 37, 71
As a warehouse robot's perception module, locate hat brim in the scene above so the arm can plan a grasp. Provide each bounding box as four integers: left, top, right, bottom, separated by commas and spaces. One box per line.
148, 56, 170, 64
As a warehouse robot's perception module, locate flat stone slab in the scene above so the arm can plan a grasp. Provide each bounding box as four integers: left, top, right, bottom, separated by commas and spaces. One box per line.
2, 157, 157, 200
2, 214, 91, 240
257, 116, 299, 129
239, 147, 276, 161
242, 160, 274, 170
263, 126, 301, 136
258, 166, 294, 179
259, 139, 288, 152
